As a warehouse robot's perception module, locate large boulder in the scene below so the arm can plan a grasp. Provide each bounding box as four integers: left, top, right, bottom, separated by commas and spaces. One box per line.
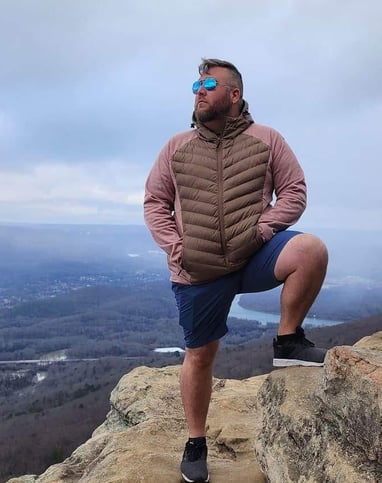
254, 331, 382, 482
8, 365, 267, 482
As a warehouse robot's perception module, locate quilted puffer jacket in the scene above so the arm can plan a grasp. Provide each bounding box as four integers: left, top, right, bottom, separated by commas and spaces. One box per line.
144, 102, 306, 284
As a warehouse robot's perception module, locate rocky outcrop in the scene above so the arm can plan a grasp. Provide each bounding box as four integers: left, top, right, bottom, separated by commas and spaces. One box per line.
8, 366, 268, 483
8, 332, 382, 483
254, 331, 382, 482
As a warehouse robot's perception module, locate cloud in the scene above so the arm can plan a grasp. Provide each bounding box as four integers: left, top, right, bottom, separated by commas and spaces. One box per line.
0, 0, 381, 228
0, 160, 146, 223
0, 160, 144, 202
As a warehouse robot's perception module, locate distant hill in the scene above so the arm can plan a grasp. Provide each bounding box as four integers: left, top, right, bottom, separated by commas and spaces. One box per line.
0, 282, 182, 361
239, 280, 382, 321
0, 223, 381, 319
0, 224, 158, 261
0, 223, 381, 280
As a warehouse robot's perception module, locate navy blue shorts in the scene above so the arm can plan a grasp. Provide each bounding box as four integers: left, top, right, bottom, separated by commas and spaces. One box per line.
172, 230, 301, 348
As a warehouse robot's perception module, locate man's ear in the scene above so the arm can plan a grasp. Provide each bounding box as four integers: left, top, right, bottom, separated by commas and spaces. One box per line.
231, 87, 242, 106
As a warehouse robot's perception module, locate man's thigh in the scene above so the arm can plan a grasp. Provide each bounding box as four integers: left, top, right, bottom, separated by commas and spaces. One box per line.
239, 230, 301, 293
172, 271, 240, 349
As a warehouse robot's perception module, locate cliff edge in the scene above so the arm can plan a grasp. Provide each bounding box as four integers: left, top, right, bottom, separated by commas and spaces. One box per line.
8, 332, 382, 482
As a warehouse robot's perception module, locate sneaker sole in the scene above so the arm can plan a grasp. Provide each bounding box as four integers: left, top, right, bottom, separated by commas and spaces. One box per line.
181, 473, 210, 483
273, 358, 324, 367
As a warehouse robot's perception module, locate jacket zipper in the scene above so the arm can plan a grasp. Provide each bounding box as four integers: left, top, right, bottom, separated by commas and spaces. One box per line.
216, 139, 228, 265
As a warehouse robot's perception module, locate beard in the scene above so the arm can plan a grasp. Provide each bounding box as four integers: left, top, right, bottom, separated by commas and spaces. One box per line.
195, 93, 232, 123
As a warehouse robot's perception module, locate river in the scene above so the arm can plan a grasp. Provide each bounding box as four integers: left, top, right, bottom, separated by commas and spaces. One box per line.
228, 295, 342, 327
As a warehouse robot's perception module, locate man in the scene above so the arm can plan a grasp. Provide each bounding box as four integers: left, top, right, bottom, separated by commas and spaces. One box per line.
144, 58, 328, 483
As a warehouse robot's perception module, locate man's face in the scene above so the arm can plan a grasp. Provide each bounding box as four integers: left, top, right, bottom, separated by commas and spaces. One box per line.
194, 66, 234, 124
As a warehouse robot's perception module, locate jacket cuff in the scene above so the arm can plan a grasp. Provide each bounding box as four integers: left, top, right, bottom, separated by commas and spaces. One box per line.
258, 223, 275, 243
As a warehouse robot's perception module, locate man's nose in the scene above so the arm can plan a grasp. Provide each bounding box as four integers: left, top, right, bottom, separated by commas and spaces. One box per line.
197, 85, 207, 96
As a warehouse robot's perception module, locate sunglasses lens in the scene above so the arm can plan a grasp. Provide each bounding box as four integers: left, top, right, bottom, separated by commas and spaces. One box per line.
192, 80, 201, 94
192, 77, 218, 94
203, 78, 217, 90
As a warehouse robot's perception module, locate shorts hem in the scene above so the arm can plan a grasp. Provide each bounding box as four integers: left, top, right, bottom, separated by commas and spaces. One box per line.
184, 328, 228, 349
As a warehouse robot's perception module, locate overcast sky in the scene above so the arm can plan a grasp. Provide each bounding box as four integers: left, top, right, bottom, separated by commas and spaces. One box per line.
0, 0, 381, 232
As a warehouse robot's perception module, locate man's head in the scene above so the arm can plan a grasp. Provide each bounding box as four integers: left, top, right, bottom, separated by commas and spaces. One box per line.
193, 58, 243, 126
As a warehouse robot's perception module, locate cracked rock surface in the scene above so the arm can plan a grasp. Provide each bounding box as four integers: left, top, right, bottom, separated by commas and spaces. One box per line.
254, 331, 382, 483
8, 366, 267, 483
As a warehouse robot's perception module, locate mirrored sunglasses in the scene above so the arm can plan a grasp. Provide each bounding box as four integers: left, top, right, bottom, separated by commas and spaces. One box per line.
192, 77, 220, 94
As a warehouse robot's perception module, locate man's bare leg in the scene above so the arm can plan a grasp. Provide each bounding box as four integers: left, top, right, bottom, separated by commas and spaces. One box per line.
274, 233, 328, 335
180, 339, 220, 437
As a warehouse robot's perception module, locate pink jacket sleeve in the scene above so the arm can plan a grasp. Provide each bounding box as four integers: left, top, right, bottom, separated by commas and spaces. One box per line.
144, 140, 183, 276
257, 127, 307, 241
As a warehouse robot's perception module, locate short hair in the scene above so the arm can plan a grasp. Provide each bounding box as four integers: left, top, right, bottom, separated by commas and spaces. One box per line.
198, 58, 243, 97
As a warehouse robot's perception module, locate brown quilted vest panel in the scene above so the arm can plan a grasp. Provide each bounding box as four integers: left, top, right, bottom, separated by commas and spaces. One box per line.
172, 130, 270, 283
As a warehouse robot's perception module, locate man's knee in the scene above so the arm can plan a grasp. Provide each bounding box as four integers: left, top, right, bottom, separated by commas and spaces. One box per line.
275, 233, 328, 279
298, 234, 329, 266
184, 340, 220, 368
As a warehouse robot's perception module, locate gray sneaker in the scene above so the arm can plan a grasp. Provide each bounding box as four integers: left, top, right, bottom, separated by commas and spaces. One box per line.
273, 326, 327, 367
181, 440, 209, 483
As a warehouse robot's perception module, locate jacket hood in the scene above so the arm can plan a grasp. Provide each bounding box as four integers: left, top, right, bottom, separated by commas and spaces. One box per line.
191, 100, 254, 141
